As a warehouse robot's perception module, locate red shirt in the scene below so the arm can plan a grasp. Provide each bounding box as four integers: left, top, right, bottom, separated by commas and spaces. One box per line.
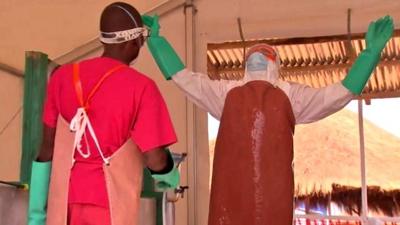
43, 57, 177, 207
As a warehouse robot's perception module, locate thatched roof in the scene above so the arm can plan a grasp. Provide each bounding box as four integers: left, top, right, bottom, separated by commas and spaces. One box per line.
207, 31, 400, 100
295, 184, 400, 216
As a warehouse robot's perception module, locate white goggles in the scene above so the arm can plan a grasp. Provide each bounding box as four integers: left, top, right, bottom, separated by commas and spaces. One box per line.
99, 27, 149, 44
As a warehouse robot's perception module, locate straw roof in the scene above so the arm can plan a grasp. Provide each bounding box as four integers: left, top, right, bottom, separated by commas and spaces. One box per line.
207, 30, 400, 99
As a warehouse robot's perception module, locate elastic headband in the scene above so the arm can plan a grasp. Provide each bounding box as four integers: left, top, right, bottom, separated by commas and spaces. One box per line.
99, 4, 146, 45
100, 27, 147, 44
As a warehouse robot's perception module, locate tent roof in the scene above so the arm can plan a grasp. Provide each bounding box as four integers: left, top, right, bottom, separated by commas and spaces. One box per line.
0, 0, 166, 70
207, 30, 400, 98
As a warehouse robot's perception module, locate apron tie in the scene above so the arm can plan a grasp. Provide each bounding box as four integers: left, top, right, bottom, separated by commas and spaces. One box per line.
70, 107, 110, 165
70, 63, 125, 165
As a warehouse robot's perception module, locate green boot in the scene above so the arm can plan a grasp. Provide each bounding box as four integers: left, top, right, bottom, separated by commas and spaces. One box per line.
28, 161, 51, 225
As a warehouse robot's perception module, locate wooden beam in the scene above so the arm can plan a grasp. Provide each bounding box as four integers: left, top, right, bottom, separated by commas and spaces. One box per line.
208, 58, 400, 75
207, 30, 400, 51
358, 91, 400, 100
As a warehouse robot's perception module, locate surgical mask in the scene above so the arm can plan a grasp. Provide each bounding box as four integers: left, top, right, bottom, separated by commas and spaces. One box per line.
245, 52, 279, 85
246, 52, 268, 72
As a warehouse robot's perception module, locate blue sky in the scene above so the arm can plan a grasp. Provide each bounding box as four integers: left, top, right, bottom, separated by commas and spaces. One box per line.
208, 98, 400, 139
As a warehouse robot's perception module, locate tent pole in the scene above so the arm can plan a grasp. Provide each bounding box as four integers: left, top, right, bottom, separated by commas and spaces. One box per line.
358, 99, 368, 225
184, 1, 197, 225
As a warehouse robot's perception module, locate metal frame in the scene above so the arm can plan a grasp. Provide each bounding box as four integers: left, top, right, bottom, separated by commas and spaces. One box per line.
184, 1, 198, 225
358, 100, 368, 224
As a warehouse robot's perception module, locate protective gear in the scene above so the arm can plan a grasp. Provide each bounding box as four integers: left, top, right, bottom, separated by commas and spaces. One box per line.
153, 168, 180, 190
70, 63, 126, 165
100, 4, 149, 45
145, 12, 389, 225
342, 15, 394, 94
245, 43, 278, 62
246, 52, 268, 72
142, 14, 184, 80
244, 44, 280, 86
173, 69, 352, 123
209, 81, 295, 225
151, 149, 180, 190
28, 161, 51, 225
47, 117, 144, 225
100, 27, 149, 44
47, 63, 144, 225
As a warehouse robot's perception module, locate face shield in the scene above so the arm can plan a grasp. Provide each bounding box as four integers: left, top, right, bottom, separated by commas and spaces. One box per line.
244, 44, 280, 85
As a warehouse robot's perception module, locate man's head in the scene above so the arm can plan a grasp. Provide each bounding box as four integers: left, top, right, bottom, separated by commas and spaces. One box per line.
100, 2, 148, 64
244, 44, 280, 84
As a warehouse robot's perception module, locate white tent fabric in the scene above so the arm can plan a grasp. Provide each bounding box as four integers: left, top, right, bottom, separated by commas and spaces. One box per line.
1, 1, 400, 225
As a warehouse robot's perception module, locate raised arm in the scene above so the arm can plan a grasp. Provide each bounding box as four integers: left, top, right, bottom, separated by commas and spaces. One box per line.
142, 15, 238, 120
342, 15, 394, 95
291, 15, 393, 124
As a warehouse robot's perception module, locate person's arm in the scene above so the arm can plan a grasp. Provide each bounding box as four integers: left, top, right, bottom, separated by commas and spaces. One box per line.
36, 125, 56, 162
142, 15, 237, 120
143, 147, 179, 190
289, 82, 353, 124
291, 15, 393, 124
342, 15, 393, 94
28, 68, 61, 225
28, 125, 55, 225
143, 147, 171, 172
131, 81, 179, 189
172, 69, 239, 120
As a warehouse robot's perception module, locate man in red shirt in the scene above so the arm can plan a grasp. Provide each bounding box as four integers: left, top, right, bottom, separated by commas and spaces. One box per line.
27, 2, 178, 225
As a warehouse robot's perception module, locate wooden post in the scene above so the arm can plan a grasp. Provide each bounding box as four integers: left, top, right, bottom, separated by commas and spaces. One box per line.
20, 51, 48, 183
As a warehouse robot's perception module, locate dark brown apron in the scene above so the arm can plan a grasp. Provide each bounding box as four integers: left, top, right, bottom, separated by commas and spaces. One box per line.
208, 80, 295, 225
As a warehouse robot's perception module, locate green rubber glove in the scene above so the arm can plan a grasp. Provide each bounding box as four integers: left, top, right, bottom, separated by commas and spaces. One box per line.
342, 15, 394, 95
151, 150, 180, 191
28, 161, 51, 225
152, 167, 180, 190
142, 14, 185, 80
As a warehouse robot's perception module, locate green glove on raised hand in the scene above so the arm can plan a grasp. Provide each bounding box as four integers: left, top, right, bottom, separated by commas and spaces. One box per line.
142, 14, 185, 80
151, 149, 180, 191
342, 15, 394, 95
28, 161, 52, 225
